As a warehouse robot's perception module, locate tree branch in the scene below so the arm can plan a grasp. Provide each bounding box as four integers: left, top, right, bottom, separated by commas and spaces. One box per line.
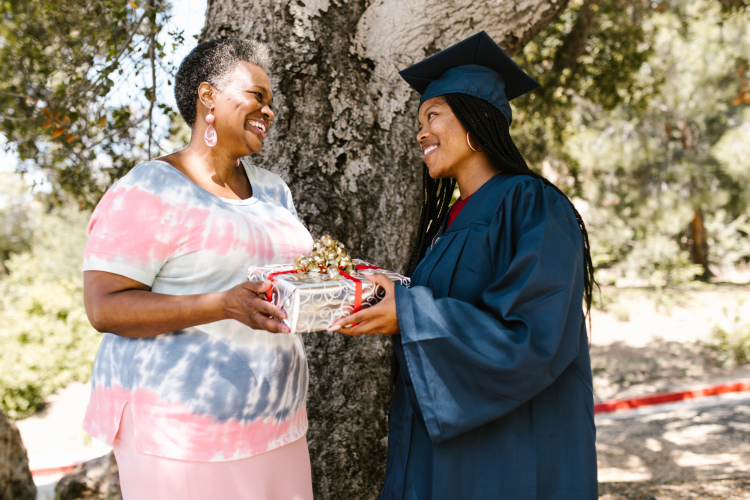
147, 0, 157, 160
0, 90, 34, 99
87, 115, 148, 148
64, 9, 149, 108
549, 0, 603, 88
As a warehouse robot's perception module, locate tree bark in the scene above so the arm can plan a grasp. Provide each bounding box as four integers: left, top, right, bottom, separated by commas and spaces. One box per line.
200, 2, 569, 498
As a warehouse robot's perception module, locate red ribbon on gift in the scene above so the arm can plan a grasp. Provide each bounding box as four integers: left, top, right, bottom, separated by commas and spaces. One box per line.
265, 265, 382, 313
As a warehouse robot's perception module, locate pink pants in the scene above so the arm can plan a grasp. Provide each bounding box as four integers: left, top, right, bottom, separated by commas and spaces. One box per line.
113, 405, 314, 500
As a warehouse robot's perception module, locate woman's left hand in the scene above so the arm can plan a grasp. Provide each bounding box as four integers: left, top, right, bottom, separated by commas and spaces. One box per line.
328, 274, 400, 337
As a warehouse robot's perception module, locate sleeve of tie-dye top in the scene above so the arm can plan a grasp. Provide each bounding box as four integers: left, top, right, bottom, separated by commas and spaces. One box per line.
82, 183, 172, 287
282, 182, 299, 219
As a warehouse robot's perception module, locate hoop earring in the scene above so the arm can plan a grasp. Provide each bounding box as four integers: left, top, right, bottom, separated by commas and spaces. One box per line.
467, 132, 479, 152
204, 109, 217, 147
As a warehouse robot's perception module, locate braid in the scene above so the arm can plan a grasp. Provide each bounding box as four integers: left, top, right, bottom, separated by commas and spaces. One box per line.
406, 93, 596, 323
405, 167, 456, 277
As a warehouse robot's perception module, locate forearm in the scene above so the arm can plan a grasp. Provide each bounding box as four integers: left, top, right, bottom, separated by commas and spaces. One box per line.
89, 289, 227, 338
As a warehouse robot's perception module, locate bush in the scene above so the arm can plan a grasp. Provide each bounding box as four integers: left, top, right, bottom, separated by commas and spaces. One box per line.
712, 304, 750, 367
0, 205, 100, 419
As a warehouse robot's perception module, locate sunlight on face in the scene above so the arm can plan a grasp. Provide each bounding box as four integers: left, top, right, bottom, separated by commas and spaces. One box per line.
213, 62, 275, 156
416, 96, 472, 179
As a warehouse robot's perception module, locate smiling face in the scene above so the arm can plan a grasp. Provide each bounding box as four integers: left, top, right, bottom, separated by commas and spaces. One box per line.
205, 61, 274, 156
417, 96, 474, 179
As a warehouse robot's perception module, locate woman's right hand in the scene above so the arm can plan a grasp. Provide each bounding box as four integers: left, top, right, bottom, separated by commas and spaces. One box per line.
221, 280, 290, 333
84, 271, 290, 338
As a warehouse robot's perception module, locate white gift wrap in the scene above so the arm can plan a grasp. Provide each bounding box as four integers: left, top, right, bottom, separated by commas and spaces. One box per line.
247, 259, 410, 334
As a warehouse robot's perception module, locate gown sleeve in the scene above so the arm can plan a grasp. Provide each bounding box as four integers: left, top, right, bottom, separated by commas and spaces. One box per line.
394, 179, 586, 444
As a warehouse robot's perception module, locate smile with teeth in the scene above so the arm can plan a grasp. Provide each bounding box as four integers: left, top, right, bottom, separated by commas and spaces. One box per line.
423, 144, 438, 157
248, 120, 266, 135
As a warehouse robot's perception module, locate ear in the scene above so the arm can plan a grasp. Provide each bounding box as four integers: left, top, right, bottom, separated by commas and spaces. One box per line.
197, 82, 215, 112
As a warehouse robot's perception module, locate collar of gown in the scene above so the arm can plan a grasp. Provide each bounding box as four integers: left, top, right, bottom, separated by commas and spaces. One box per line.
442, 174, 508, 234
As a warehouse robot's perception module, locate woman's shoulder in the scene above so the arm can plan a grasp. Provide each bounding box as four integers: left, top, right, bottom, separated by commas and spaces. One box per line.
94, 161, 195, 217
111, 160, 184, 192
492, 173, 571, 208
107, 160, 187, 196
242, 161, 297, 214
242, 161, 290, 191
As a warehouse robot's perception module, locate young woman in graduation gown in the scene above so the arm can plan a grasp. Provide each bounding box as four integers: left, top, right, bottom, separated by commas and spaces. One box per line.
330, 32, 598, 499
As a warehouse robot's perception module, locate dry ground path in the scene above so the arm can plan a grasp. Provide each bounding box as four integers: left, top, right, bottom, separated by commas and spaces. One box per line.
593, 285, 750, 498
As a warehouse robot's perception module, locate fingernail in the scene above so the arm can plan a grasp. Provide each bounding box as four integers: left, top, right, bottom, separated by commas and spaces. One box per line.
327, 325, 341, 332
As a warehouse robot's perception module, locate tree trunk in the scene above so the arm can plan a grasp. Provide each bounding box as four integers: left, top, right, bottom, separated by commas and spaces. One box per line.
0, 410, 36, 500
691, 209, 709, 276
200, 1, 569, 498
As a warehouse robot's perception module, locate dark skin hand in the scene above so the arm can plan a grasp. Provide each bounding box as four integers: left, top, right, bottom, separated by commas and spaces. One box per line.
84, 271, 290, 337
332, 96, 498, 337
83, 61, 286, 338
329, 274, 400, 336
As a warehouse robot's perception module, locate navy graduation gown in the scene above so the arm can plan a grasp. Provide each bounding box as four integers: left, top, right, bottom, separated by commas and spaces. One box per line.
382, 174, 598, 500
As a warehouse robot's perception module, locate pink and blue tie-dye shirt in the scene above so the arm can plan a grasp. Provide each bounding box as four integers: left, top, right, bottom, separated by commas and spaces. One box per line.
82, 160, 314, 462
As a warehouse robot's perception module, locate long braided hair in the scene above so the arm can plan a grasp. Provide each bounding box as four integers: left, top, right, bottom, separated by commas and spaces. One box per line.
405, 93, 596, 320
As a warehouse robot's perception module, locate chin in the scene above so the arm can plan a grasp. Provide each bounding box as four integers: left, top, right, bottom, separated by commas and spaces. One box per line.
426, 163, 449, 180
244, 140, 263, 155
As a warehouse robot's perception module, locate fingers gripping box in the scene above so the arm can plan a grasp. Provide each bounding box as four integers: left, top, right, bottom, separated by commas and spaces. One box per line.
247, 260, 409, 334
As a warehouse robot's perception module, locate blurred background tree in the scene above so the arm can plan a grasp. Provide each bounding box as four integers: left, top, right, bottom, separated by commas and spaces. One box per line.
0, 0, 188, 417
0, 178, 96, 418
0, 0, 185, 207
512, 0, 750, 286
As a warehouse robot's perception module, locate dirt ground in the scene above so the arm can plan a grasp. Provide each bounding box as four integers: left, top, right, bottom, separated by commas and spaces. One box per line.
599, 477, 750, 500
590, 284, 750, 402
592, 285, 750, 498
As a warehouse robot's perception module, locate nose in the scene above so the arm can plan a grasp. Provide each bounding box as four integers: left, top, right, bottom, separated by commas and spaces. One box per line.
417, 127, 428, 144
263, 104, 275, 122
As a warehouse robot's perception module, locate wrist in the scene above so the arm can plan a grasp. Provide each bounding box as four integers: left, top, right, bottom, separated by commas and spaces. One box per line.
213, 290, 231, 321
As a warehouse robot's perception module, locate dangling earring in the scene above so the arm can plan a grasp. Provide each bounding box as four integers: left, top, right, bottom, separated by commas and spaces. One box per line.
204, 108, 217, 147
467, 132, 479, 152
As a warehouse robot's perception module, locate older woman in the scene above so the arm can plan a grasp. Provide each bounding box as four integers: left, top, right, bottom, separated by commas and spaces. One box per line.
82, 39, 314, 500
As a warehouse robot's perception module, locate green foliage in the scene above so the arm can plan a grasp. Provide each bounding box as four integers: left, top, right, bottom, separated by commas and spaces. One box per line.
0, 197, 99, 419
0, 173, 33, 271
0, 0, 183, 207
515, 0, 750, 286
712, 300, 750, 366
514, 0, 658, 174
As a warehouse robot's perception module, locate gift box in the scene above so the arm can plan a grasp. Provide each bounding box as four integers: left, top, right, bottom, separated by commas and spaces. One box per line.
247, 259, 410, 334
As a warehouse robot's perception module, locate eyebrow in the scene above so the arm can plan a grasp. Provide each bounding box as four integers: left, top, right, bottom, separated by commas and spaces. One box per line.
418, 104, 439, 126
250, 85, 273, 106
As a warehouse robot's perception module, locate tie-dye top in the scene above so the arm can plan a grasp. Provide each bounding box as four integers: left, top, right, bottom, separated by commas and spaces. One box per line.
82, 160, 314, 462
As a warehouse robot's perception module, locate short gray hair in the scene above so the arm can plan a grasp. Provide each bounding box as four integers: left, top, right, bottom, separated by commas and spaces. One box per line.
174, 38, 272, 127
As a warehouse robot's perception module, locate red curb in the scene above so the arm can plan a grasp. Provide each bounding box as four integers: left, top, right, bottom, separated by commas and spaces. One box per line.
594, 379, 750, 414
31, 464, 80, 477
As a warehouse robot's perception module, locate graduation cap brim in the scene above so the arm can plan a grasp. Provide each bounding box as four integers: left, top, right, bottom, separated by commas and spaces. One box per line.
399, 31, 540, 103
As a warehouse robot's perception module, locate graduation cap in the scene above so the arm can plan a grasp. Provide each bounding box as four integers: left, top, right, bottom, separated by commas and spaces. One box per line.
398, 31, 540, 124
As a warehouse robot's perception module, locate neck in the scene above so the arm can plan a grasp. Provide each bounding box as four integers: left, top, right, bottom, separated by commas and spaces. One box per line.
453, 152, 497, 200
170, 126, 247, 185
158, 127, 252, 200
